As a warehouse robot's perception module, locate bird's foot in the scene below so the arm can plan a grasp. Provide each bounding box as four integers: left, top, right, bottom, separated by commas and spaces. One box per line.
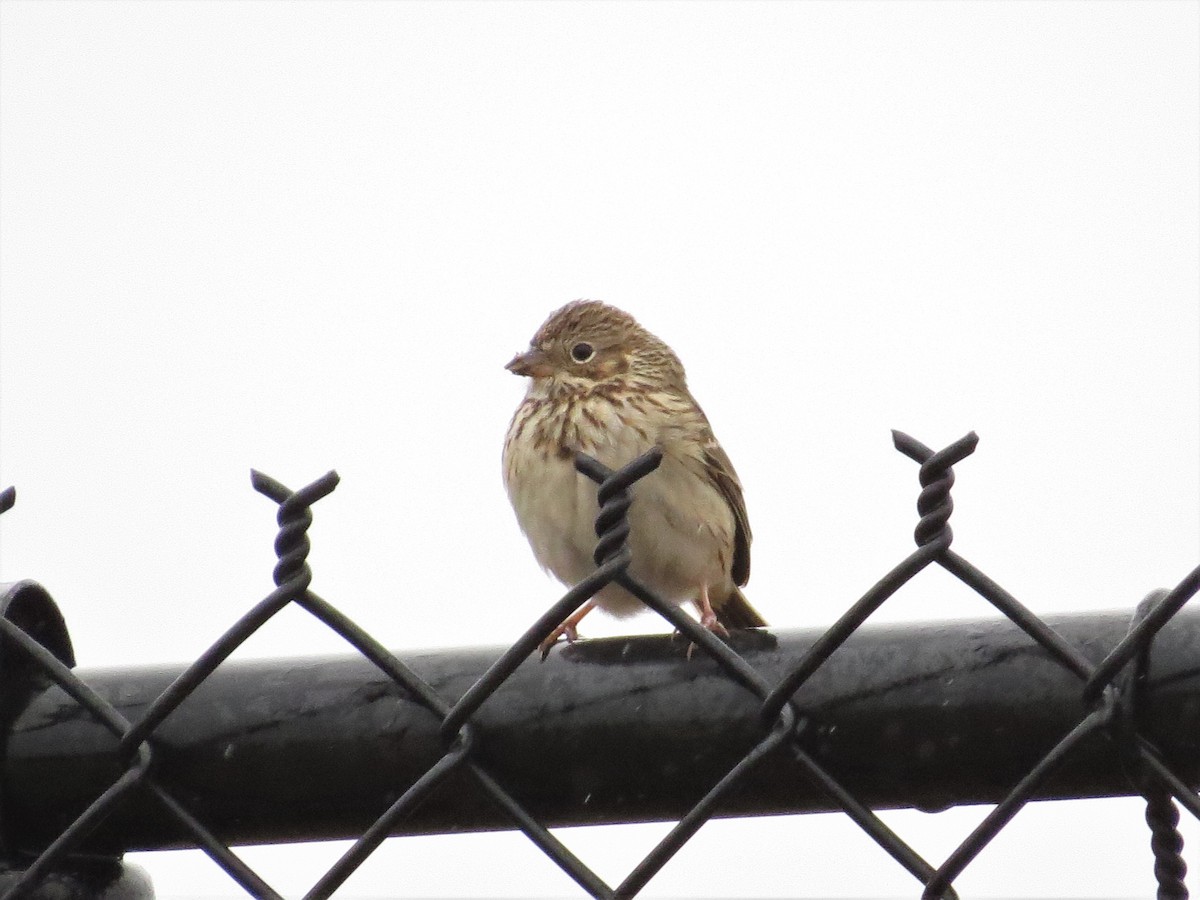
699, 609, 730, 638
684, 586, 730, 658
685, 615, 730, 659
538, 622, 580, 660
539, 599, 597, 660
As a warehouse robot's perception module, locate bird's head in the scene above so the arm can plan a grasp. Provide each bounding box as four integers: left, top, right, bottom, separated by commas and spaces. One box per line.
506, 300, 685, 391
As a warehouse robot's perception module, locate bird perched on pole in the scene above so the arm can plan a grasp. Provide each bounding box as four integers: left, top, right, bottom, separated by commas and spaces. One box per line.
503, 300, 766, 656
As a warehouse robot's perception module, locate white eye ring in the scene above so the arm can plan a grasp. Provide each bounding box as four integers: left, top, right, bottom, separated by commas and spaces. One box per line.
570, 342, 595, 363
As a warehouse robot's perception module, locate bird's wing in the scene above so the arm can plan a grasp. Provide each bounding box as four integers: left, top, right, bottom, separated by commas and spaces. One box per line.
702, 436, 752, 586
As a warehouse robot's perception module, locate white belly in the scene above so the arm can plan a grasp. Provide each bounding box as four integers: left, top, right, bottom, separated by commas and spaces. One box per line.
503, 396, 735, 617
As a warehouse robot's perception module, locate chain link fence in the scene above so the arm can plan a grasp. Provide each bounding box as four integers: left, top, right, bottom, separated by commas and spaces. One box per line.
0, 432, 1196, 899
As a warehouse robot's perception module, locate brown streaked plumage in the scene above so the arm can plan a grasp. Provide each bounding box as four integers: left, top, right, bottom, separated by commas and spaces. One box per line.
503, 299, 766, 655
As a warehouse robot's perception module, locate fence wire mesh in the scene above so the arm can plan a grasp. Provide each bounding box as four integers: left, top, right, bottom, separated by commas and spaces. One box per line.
0, 432, 1196, 899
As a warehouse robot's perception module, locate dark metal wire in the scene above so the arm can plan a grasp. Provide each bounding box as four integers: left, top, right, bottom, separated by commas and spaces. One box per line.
1115, 591, 1190, 900
0, 428, 1196, 900
1147, 793, 1190, 900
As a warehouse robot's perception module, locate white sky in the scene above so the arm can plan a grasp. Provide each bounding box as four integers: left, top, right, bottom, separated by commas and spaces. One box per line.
1, 1, 1197, 897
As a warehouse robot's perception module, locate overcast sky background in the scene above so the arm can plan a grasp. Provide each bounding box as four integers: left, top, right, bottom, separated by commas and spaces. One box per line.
1, 1, 1197, 897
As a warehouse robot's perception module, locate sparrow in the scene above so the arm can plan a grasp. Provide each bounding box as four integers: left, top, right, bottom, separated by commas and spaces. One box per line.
502, 300, 766, 654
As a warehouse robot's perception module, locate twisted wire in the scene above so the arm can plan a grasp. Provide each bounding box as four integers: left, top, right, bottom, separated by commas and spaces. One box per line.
1146, 789, 1189, 899
1113, 591, 1190, 900
893, 430, 978, 551
250, 469, 340, 592
577, 446, 662, 568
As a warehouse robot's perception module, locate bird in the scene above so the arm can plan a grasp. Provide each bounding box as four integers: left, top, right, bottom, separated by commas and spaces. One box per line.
502, 299, 766, 656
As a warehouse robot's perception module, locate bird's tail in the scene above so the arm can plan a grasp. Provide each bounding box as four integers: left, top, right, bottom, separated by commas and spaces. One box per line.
717, 585, 767, 629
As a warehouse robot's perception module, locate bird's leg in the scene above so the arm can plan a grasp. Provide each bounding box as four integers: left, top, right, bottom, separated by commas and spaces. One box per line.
687, 585, 730, 658
539, 599, 597, 659
694, 584, 730, 637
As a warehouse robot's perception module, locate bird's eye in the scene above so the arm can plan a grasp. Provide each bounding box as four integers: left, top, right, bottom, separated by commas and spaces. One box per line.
570, 342, 595, 363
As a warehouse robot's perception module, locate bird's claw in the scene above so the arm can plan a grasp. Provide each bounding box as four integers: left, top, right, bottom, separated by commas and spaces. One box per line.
685, 617, 730, 659
538, 622, 581, 660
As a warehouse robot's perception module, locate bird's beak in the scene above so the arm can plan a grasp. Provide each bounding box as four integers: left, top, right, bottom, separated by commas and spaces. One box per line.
505, 347, 554, 378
